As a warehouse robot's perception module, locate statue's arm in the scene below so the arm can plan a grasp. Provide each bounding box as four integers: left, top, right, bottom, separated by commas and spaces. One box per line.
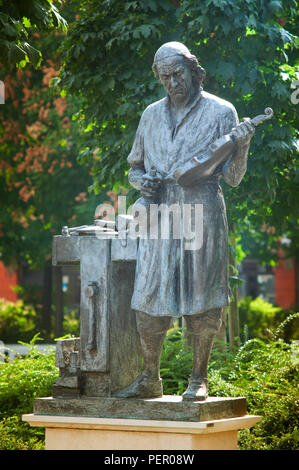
128, 166, 145, 190
127, 106, 162, 196
221, 107, 254, 188
127, 113, 147, 190
222, 143, 249, 188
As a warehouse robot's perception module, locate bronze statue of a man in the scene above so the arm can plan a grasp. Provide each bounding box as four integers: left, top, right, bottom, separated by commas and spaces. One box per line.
115, 42, 255, 401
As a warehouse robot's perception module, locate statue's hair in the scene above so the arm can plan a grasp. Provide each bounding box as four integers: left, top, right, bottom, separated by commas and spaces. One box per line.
152, 53, 206, 88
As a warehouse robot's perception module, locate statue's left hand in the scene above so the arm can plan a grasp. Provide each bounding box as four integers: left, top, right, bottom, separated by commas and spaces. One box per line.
231, 120, 255, 148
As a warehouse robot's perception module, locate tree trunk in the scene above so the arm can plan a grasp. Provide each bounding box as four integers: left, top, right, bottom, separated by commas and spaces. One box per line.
295, 258, 299, 312
42, 265, 52, 337
228, 235, 240, 348
214, 307, 227, 351
54, 266, 63, 338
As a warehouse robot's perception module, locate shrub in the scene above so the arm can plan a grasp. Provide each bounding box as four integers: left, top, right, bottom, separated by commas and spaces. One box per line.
0, 298, 37, 343
0, 297, 81, 343
0, 336, 58, 450
0, 415, 45, 450
161, 313, 299, 450
0, 336, 58, 419
238, 296, 298, 341
160, 329, 192, 395
63, 309, 80, 337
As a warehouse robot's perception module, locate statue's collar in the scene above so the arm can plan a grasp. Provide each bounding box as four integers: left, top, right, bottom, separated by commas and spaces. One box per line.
165, 87, 203, 132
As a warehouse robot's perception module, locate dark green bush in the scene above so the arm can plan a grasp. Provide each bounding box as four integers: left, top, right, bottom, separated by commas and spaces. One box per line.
0, 336, 58, 450
62, 310, 80, 337
0, 415, 45, 450
0, 297, 81, 343
161, 313, 299, 450
160, 329, 192, 395
0, 298, 37, 344
238, 296, 299, 342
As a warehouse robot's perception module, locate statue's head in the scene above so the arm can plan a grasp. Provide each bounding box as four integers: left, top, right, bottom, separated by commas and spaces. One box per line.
152, 42, 206, 105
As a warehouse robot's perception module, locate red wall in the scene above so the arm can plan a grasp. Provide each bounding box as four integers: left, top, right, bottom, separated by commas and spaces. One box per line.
0, 262, 18, 302
274, 251, 296, 310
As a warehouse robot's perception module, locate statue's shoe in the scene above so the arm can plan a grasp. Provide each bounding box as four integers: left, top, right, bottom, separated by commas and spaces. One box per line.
113, 373, 163, 399
182, 378, 208, 401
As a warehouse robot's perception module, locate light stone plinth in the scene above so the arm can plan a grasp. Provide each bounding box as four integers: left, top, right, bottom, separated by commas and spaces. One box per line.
22, 414, 261, 450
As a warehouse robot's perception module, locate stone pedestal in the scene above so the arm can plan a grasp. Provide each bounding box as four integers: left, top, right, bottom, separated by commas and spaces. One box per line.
22, 413, 260, 450
33, 395, 247, 422
23, 395, 260, 450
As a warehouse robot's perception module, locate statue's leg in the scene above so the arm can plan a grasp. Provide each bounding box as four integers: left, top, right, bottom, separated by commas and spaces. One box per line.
182, 308, 222, 401
114, 311, 173, 398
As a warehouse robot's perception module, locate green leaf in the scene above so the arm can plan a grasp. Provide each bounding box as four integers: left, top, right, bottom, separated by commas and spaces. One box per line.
140, 25, 152, 38
49, 3, 67, 29
2, 22, 19, 37
8, 43, 26, 64
218, 61, 236, 79
22, 42, 41, 67
268, 1, 283, 13
22, 17, 31, 28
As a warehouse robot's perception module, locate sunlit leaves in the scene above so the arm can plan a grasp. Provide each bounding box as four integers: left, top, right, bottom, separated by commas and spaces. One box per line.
0, 1, 66, 70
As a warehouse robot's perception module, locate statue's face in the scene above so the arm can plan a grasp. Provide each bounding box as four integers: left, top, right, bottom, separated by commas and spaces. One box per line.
156, 55, 193, 106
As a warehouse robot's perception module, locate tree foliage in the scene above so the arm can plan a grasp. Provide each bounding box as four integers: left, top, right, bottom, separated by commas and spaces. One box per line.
0, 11, 94, 270
0, 0, 66, 70
57, 0, 299, 262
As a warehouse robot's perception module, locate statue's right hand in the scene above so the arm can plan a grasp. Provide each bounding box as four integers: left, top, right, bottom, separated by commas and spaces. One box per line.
140, 172, 162, 197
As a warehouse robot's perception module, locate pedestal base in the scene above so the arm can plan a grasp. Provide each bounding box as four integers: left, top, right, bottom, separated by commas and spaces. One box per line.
22, 414, 261, 450
33, 395, 247, 422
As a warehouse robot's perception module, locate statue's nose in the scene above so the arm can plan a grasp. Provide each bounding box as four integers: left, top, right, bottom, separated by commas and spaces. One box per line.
170, 74, 177, 87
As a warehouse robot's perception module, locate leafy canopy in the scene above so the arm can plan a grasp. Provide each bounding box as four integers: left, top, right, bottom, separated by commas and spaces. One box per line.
0, 4, 93, 270
59, 1, 298, 261
0, 0, 67, 70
